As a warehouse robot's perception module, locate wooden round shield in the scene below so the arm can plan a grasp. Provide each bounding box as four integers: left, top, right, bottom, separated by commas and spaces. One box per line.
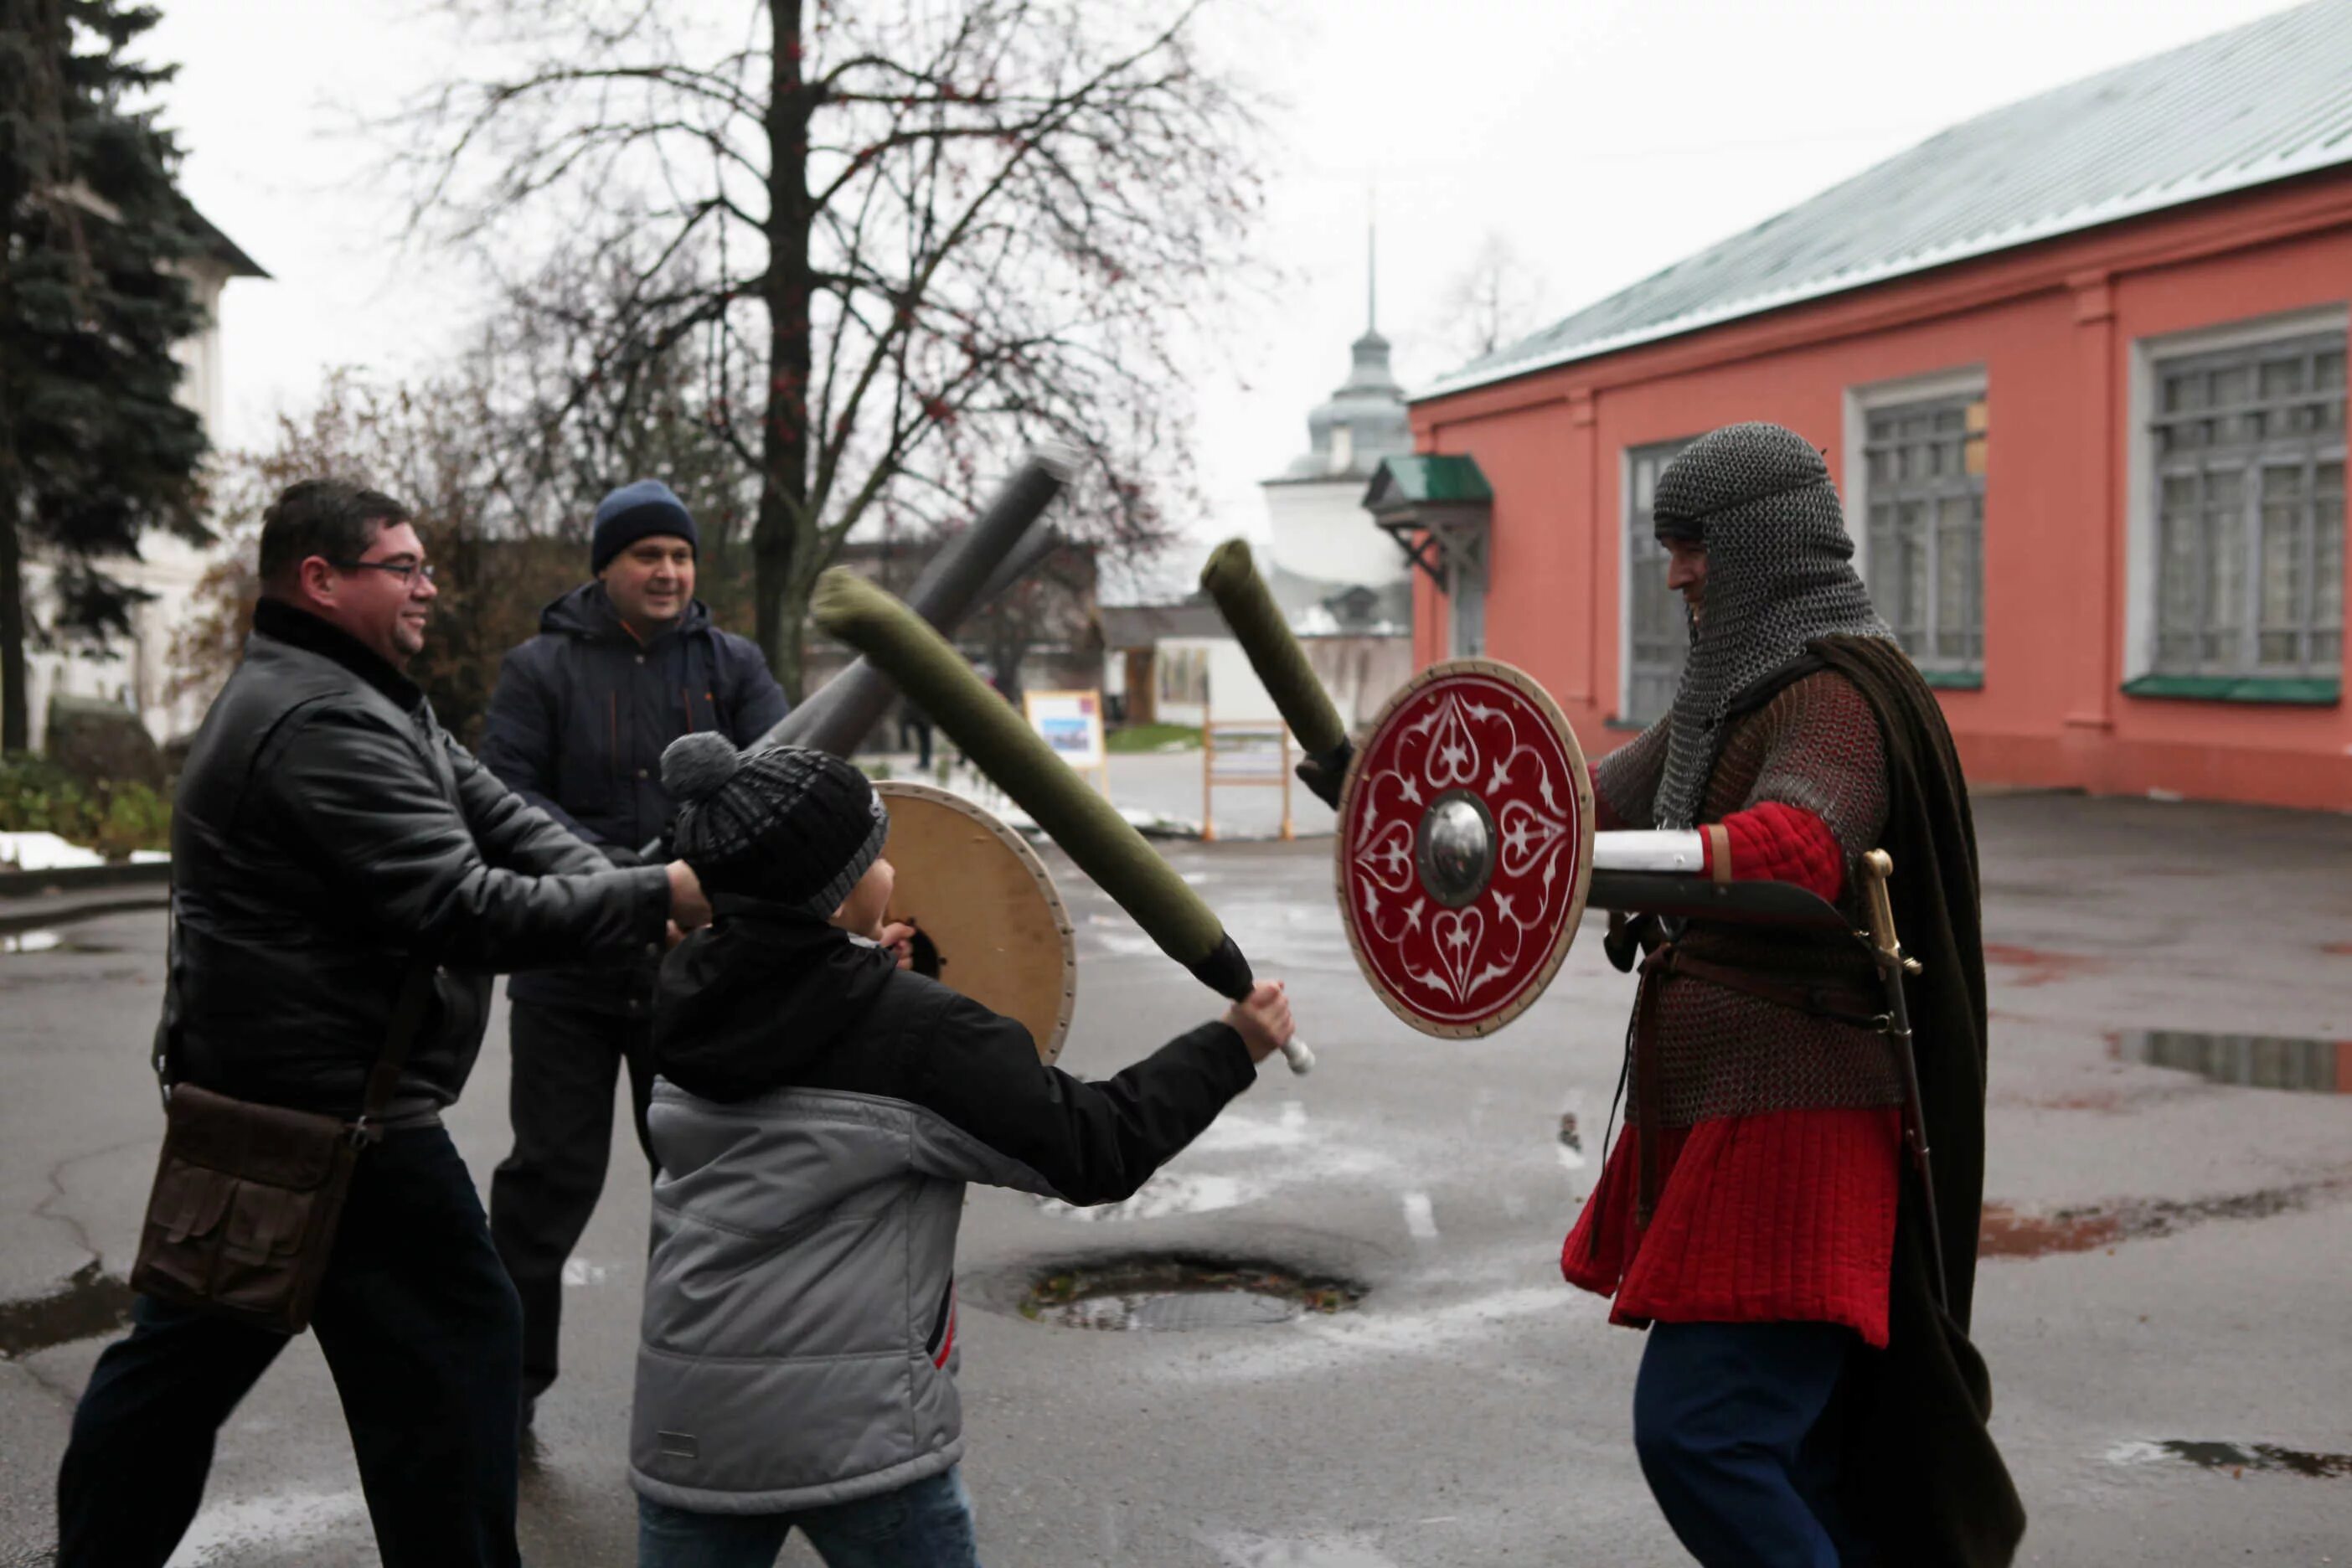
875, 781, 1077, 1063
1335, 659, 1596, 1038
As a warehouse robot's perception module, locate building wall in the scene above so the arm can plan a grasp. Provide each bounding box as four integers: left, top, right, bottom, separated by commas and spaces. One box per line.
1261, 477, 1413, 591
1411, 172, 2352, 811
25, 260, 234, 747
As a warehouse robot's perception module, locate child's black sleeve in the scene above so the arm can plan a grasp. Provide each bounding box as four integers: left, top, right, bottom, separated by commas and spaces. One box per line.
903, 988, 1256, 1205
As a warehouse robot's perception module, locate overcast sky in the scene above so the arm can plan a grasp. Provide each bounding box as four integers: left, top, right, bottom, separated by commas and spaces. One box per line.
148, 0, 2302, 585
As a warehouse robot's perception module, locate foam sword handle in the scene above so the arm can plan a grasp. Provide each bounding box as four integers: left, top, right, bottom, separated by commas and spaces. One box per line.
812, 569, 1314, 1075
1197, 538, 1353, 809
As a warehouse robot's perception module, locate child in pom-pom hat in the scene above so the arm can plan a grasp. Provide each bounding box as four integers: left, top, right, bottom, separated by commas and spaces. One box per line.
627, 732, 1292, 1568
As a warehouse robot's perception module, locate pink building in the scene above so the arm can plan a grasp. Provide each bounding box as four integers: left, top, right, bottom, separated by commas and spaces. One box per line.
1387, 2, 2349, 811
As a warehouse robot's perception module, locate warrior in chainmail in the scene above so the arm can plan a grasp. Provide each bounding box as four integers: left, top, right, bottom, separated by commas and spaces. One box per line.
1561, 423, 2022, 1568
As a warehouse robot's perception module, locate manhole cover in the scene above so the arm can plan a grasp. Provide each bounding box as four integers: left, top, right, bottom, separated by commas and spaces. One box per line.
1019, 1257, 1362, 1332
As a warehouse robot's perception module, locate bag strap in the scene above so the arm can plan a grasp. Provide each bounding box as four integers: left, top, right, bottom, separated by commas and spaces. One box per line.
353, 961, 439, 1140
152, 875, 181, 1104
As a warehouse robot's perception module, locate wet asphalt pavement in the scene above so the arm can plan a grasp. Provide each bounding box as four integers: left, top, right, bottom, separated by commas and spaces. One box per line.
2, 791, 2349, 1565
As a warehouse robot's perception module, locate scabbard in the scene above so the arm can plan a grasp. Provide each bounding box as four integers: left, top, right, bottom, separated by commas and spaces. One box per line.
1875, 949, 1951, 1313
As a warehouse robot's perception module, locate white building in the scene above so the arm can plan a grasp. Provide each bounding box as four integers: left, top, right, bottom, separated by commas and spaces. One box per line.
22, 210, 266, 747
1256, 245, 1416, 638
1105, 245, 1417, 732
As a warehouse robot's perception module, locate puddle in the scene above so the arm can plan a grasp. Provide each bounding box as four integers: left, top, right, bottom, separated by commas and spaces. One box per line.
0, 1261, 135, 1358
1019, 1256, 1363, 1331
2109, 1439, 2352, 1480
2112, 1029, 2350, 1095
1980, 1180, 2345, 1259
1, 930, 61, 954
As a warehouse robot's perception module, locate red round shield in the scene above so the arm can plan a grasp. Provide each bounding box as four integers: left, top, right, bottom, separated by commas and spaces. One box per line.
1336, 659, 1595, 1038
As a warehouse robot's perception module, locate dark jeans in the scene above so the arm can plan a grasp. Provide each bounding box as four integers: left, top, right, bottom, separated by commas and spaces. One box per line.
637, 1467, 981, 1568
1632, 1321, 1866, 1568
897, 716, 933, 770
56, 1126, 524, 1568
490, 998, 656, 1406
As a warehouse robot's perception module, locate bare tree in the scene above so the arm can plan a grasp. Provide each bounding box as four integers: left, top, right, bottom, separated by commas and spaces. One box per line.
484, 242, 764, 599
175, 276, 756, 743
1435, 230, 1549, 366
966, 537, 1098, 708
389, 0, 1267, 698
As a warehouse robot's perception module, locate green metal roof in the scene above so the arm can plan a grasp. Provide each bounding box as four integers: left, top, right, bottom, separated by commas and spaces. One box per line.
1423, 0, 2352, 401
1364, 454, 1493, 512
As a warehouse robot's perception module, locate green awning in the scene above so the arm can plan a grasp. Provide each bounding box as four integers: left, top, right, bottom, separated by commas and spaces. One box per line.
1364, 455, 1493, 513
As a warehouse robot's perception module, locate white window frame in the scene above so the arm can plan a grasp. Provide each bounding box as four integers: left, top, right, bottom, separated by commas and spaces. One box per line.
1618, 436, 1699, 724
2125, 304, 2349, 683
1843, 366, 1988, 673
1447, 539, 1486, 658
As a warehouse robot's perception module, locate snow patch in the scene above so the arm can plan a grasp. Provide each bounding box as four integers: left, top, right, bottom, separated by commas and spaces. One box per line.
1174, 1286, 1566, 1383
1203, 1529, 1405, 1566
0, 832, 105, 871
1036, 1172, 1256, 1221
164, 1487, 369, 1565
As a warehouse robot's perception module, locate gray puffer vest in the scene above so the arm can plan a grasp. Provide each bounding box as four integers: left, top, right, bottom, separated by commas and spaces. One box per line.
631, 905, 1254, 1512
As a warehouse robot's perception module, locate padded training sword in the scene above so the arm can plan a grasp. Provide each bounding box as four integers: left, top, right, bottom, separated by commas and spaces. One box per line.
813, 568, 1314, 1075
1199, 534, 1853, 926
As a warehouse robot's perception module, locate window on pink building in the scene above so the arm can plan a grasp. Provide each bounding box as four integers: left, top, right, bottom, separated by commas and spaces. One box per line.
1624, 437, 1697, 725
2150, 334, 2344, 680
1864, 396, 1988, 678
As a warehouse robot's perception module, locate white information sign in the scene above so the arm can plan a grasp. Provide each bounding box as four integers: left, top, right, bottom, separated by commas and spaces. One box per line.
1023, 689, 1107, 771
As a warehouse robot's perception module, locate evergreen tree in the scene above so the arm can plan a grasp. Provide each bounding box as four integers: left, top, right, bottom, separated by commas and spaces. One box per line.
0, 0, 209, 752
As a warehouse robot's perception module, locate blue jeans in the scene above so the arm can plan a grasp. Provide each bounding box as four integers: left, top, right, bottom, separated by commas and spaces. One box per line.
638, 1467, 981, 1568
1632, 1321, 1868, 1568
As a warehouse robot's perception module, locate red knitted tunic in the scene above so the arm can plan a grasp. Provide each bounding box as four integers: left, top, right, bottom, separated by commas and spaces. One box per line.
1562, 699, 1902, 1347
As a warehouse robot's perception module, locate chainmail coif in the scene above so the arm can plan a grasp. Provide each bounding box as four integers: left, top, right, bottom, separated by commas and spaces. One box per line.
1649, 422, 1892, 830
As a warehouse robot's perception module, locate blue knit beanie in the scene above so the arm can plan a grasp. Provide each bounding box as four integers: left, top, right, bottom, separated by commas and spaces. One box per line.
591, 480, 699, 574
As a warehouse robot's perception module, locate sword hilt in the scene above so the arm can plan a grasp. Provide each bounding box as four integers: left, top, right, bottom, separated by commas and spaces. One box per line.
1859, 848, 1923, 976
1189, 935, 1313, 1075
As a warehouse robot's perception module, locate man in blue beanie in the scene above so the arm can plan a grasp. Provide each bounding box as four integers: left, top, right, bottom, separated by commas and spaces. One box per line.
477, 478, 787, 1445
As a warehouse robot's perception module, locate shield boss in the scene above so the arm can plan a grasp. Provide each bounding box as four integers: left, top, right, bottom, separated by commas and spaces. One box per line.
875, 781, 1077, 1063
1336, 659, 1595, 1038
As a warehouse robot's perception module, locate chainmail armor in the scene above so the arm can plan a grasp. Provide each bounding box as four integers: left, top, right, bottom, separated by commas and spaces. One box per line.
1649, 423, 1893, 832
1630, 673, 1906, 1129
1592, 713, 1669, 828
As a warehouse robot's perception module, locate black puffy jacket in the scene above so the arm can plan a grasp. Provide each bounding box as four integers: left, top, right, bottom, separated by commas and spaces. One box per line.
159, 600, 673, 1117
477, 582, 787, 1014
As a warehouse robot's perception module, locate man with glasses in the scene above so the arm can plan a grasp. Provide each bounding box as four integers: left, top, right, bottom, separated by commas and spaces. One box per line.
476, 478, 787, 1442
55, 478, 714, 1568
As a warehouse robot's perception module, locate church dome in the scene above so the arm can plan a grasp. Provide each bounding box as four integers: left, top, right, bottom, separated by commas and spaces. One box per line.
1280, 236, 1411, 482
1285, 327, 1411, 481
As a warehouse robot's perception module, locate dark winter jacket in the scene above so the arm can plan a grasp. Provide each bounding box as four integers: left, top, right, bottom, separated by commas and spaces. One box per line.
478, 582, 787, 1014
159, 599, 673, 1120
631, 897, 1256, 1512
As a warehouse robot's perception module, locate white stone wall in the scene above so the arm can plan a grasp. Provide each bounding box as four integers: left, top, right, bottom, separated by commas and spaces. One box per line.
1260, 477, 1406, 591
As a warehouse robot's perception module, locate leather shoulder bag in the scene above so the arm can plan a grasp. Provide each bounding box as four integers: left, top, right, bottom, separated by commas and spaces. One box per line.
129, 945, 437, 1336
